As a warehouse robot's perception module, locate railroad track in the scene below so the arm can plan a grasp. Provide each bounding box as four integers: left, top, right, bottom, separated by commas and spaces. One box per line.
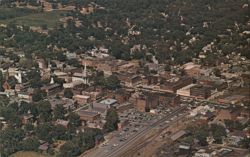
105, 106, 187, 157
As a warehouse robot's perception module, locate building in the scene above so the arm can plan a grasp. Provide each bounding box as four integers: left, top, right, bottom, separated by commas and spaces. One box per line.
41, 83, 61, 95
107, 89, 131, 104
190, 85, 211, 99
158, 93, 180, 107
99, 98, 118, 107
77, 110, 101, 122
73, 95, 90, 105
117, 72, 141, 87
134, 93, 158, 112
183, 62, 201, 77
177, 84, 197, 97
160, 77, 193, 93
72, 63, 89, 85
116, 102, 133, 113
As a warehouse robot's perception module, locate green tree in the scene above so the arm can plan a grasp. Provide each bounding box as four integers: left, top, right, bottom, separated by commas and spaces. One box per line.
58, 141, 81, 157
64, 88, 73, 99
239, 138, 250, 149
52, 124, 68, 140
103, 108, 119, 132
68, 112, 81, 132
32, 89, 43, 102
36, 123, 52, 142
0, 128, 25, 157
37, 101, 52, 122
21, 137, 39, 151
105, 75, 121, 90
53, 104, 66, 120
0, 70, 4, 91
211, 124, 226, 144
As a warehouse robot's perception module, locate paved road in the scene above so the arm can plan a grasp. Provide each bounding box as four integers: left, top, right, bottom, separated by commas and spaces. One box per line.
83, 106, 187, 157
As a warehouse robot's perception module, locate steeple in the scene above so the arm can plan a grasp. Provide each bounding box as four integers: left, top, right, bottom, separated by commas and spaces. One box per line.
50, 76, 54, 84
47, 59, 51, 72
82, 62, 88, 85
83, 62, 87, 78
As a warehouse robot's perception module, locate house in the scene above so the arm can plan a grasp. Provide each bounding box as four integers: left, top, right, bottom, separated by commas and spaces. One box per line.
194, 149, 216, 157
55, 119, 69, 128
73, 95, 90, 105
178, 144, 191, 156
22, 114, 34, 124
39, 141, 49, 152
226, 131, 246, 146
18, 92, 32, 102
41, 83, 61, 95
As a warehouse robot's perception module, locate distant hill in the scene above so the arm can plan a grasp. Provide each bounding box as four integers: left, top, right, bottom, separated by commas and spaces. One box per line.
0, 0, 249, 64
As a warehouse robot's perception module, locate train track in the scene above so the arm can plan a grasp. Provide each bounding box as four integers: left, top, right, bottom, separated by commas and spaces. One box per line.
105, 106, 187, 157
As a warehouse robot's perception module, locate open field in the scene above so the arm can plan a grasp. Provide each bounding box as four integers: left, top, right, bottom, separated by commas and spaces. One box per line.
0, 8, 67, 28
11, 151, 52, 157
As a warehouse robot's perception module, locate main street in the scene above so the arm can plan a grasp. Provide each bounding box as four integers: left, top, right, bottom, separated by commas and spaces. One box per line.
82, 106, 187, 157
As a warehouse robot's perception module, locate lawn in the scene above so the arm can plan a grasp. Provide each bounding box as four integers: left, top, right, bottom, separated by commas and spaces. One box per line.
0, 8, 67, 29
11, 151, 52, 157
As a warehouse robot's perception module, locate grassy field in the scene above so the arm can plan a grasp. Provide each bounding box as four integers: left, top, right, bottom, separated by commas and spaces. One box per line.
11, 151, 52, 157
0, 8, 67, 29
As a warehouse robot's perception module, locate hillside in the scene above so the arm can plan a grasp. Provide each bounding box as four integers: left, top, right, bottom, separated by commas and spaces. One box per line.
0, 0, 249, 65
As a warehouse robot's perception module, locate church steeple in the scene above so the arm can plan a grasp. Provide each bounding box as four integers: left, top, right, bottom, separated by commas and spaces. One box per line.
82, 62, 88, 85
83, 62, 87, 77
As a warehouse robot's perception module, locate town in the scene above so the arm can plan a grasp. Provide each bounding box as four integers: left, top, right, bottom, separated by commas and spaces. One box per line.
0, 0, 249, 157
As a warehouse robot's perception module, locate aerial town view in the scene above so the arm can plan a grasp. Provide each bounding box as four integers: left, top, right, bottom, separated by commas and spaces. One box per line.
0, 0, 249, 157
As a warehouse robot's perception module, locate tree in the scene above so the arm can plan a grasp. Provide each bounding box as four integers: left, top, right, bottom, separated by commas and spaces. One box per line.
210, 124, 226, 144
19, 101, 31, 115
64, 88, 73, 99
52, 124, 68, 140
53, 104, 66, 120
37, 101, 52, 122
105, 75, 121, 90
0, 128, 25, 157
58, 141, 81, 157
103, 108, 119, 132
21, 137, 39, 151
213, 68, 221, 77
32, 89, 43, 102
68, 112, 81, 133
0, 70, 4, 91
24, 122, 34, 132
196, 127, 209, 146
224, 120, 244, 131
36, 123, 52, 142
239, 138, 250, 149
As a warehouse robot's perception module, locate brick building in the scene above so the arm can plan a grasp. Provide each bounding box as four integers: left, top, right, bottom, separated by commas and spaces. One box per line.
190, 85, 211, 99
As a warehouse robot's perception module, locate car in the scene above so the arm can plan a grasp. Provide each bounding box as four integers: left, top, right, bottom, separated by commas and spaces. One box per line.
113, 144, 118, 147
123, 128, 129, 132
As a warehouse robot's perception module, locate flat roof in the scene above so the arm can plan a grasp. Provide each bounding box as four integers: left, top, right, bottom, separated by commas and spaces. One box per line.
77, 110, 100, 117
99, 98, 117, 105
171, 130, 186, 141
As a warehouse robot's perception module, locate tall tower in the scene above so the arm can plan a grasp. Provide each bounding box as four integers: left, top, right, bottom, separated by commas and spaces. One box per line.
15, 70, 22, 84
82, 62, 88, 85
